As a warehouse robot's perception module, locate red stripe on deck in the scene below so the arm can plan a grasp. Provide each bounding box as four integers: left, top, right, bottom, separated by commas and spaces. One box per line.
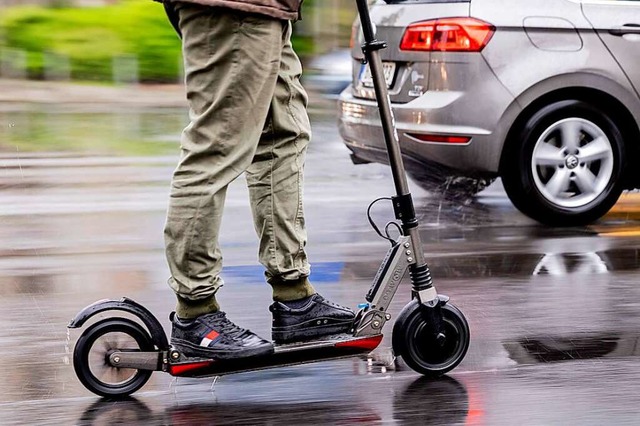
169, 360, 216, 376
335, 335, 383, 351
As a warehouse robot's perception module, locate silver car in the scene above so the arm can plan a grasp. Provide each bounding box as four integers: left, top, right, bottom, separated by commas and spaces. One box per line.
338, 0, 640, 226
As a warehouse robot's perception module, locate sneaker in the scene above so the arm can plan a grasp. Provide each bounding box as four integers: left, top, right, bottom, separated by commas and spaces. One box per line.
270, 294, 356, 344
170, 311, 274, 360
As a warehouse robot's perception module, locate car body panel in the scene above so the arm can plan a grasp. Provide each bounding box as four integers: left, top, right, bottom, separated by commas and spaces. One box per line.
522, 17, 583, 52
581, 0, 640, 97
474, 0, 635, 101
340, 51, 514, 174
339, 0, 640, 210
350, 1, 470, 102
339, 0, 640, 178
470, 0, 591, 29
340, 0, 640, 224
343, 1, 511, 173
473, 0, 640, 173
352, 1, 472, 62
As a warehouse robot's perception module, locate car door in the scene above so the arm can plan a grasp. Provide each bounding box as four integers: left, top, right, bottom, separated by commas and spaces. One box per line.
581, 0, 640, 96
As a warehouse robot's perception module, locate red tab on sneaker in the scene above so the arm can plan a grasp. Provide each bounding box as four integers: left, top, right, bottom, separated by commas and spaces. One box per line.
200, 330, 220, 347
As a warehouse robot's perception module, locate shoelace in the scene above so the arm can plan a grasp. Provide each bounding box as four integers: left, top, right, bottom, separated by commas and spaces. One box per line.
204, 313, 253, 339
273, 295, 349, 312
317, 295, 345, 309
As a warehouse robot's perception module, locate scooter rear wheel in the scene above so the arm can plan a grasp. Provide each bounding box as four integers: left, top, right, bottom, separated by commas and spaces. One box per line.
393, 299, 470, 377
73, 318, 154, 398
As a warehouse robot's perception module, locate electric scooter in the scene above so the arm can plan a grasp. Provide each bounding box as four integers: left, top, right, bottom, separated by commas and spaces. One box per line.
68, 0, 471, 398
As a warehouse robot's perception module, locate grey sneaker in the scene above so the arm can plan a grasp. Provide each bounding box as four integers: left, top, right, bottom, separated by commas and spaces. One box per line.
170, 311, 274, 360
269, 294, 355, 344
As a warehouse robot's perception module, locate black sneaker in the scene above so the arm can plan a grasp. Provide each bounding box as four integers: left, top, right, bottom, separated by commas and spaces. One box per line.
170, 311, 274, 360
270, 294, 356, 344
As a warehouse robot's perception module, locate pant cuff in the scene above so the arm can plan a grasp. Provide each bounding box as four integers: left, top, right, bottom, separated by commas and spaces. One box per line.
270, 277, 316, 302
175, 294, 220, 319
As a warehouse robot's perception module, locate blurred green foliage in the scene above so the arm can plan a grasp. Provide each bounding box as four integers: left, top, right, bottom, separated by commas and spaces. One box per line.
0, 0, 317, 83
0, 0, 180, 82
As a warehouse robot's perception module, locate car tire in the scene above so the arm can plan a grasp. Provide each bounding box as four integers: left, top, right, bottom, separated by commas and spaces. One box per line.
502, 100, 626, 226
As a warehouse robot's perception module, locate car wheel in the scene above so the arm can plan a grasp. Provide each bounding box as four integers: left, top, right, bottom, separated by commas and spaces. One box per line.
502, 100, 626, 226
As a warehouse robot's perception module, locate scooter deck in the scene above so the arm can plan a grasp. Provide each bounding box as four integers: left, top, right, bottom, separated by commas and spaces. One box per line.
168, 334, 383, 378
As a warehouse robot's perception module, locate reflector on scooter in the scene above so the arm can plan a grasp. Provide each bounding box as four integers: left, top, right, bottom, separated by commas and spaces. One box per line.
169, 360, 216, 376
335, 335, 383, 350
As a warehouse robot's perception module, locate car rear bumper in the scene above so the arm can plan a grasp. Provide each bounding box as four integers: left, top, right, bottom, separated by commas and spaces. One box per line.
338, 58, 515, 175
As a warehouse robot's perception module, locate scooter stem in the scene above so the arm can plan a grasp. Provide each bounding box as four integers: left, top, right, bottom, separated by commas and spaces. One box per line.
355, 0, 434, 297
355, 0, 410, 199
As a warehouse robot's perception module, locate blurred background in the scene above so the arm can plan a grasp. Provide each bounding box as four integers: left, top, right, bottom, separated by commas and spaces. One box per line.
6, 3, 640, 423
0, 0, 354, 83
0, 0, 355, 155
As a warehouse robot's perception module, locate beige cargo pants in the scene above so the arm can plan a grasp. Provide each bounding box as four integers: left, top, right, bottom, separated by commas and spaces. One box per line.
165, 3, 315, 318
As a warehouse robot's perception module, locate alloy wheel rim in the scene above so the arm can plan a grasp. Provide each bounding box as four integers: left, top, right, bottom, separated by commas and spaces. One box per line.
87, 331, 139, 386
531, 118, 614, 209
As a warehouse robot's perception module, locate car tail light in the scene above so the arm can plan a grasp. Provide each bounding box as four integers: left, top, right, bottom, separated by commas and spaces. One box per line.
406, 133, 471, 144
400, 17, 495, 52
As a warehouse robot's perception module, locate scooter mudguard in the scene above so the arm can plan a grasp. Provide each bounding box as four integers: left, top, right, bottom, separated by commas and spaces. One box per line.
67, 297, 169, 350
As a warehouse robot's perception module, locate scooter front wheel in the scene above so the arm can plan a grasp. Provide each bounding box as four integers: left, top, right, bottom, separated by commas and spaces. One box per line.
73, 318, 154, 398
392, 299, 470, 377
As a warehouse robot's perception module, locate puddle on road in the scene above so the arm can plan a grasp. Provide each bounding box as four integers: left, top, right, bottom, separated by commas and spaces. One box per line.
3, 106, 640, 415
74, 374, 469, 426
503, 334, 638, 365
342, 246, 640, 282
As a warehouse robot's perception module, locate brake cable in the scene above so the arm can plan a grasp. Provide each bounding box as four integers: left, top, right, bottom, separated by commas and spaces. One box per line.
367, 197, 404, 247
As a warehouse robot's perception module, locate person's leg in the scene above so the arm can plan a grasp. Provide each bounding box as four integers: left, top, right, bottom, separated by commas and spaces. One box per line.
245, 21, 314, 301
164, 3, 283, 358
246, 22, 355, 343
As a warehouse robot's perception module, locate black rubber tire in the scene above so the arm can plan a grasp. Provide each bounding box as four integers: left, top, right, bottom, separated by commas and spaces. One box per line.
73, 318, 154, 398
502, 100, 626, 226
392, 300, 470, 377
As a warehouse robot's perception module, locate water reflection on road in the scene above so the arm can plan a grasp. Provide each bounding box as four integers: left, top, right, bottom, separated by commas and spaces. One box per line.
3, 107, 640, 424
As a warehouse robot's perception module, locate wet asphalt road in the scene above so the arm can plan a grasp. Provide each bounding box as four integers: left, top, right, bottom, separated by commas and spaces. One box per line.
3, 108, 640, 425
